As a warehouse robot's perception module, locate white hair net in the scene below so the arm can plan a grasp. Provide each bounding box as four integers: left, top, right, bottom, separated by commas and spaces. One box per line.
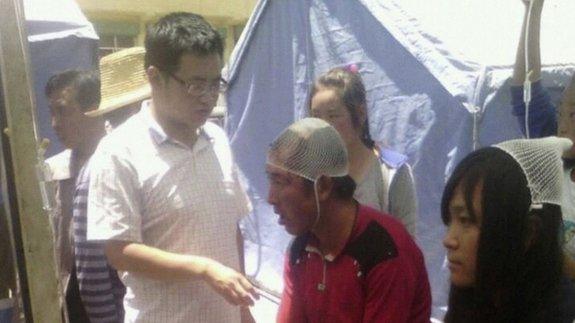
267, 118, 350, 233
494, 136, 573, 209
267, 118, 348, 181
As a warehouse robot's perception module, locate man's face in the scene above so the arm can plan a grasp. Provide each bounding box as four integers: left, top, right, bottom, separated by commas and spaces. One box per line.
558, 84, 575, 158
151, 53, 222, 132
266, 163, 317, 236
48, 86, 91, 149
443, 183, 481, 288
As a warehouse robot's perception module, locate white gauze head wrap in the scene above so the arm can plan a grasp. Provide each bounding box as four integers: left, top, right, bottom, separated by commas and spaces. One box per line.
267, 118, 348, 181
267, 118, 349, 230
493, 136, 573, 210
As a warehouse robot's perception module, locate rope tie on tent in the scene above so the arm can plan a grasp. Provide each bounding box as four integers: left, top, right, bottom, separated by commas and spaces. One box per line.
463, 103, 481, 151
523, 0, 536, 139
466, 65, 487, 151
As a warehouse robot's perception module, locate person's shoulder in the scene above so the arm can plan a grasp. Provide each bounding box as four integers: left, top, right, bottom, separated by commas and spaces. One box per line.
97, 113, 149, 154
344, 206, 408, 270
354, 205, 422, 260
108, 113, 146, 140
359, 205, 405, 232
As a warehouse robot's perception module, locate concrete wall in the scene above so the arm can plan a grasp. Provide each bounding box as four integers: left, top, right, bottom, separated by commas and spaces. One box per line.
76, 0, 258, 59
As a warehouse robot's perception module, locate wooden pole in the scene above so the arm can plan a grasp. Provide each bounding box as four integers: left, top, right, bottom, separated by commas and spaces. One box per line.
0, 0, 62, 321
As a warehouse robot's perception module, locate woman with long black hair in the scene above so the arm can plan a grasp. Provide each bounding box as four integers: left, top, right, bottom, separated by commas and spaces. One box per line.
442, 137, 575, 322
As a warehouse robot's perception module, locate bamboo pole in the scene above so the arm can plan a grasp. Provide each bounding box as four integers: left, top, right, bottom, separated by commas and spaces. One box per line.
0, 0, 62, 321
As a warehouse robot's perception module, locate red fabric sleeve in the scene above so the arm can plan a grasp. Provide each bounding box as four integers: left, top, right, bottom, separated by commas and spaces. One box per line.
277, 255, 306, 323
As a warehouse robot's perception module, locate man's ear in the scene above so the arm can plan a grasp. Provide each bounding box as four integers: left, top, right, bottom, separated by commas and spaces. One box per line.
316, 175, 334, 202
146, 65, 162, 87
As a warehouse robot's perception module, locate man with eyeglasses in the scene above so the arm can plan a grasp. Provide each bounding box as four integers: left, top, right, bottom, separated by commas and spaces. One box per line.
86, 12, 257, 323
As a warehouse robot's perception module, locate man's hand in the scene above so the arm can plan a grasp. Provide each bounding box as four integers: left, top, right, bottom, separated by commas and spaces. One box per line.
202, 260, 259, 306
104, 241, 259, 306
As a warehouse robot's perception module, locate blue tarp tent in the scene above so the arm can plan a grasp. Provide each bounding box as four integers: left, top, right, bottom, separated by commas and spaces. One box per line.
24, 0, 99, 157
225, 0, 575, 320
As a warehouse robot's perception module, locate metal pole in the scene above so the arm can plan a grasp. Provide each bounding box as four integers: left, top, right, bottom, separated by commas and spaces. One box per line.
0, 0, 62, 321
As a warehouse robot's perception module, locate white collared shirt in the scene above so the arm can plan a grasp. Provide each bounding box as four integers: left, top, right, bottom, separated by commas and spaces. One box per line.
87, 101, 250, 323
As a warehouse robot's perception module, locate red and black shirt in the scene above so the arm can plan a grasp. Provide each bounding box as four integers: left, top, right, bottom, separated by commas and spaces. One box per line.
278, 205, 431, 323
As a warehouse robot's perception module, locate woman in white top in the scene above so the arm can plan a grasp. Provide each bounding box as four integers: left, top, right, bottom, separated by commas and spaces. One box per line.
309, 65, 417, 235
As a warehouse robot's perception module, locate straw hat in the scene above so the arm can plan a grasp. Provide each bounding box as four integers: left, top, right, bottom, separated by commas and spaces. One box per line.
86, 47, 151, 117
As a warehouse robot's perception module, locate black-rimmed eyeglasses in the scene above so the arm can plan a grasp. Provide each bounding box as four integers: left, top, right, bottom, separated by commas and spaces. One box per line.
166, 71, 228, 96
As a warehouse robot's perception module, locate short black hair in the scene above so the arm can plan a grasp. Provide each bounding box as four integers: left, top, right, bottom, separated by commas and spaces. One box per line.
442, 147, 563, 322
144, 12, 224, 74
44, 70, 101, 111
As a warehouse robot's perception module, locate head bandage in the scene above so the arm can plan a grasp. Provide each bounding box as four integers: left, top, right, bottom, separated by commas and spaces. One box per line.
267, 118, 349, 232
494, 136, 573, 210
267, 118, 348, 181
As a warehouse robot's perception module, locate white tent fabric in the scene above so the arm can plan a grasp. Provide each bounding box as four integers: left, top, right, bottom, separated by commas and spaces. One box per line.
225, 0, 575, 320
24, 0, 99, 157
25, 0, 97, 42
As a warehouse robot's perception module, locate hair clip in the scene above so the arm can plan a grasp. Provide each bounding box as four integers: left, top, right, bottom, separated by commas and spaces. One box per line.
344, 63, 359, 74
529, 203, 543, 211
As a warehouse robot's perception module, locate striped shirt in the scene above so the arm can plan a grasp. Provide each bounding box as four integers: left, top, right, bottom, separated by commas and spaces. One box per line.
73, 160, 125, 322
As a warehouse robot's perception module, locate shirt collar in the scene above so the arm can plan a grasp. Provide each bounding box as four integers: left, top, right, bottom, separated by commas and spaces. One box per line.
140, 100, 214, 148
304, 204, 363, 262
